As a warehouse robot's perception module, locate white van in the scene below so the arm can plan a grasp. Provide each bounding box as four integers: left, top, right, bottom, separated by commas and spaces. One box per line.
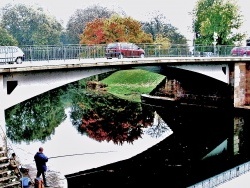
0, 46, 25, 64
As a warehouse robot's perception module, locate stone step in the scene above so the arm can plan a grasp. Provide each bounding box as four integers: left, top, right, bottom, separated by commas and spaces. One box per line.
0, 175, 18, 182
0, 162, 9, 169
0, 157, 8, 162
0, 170, 11, 176
1, 180, 20, 188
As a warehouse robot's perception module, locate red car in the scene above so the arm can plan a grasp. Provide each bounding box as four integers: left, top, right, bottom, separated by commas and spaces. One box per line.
105, 42, 145, 59
231, 46, 250, 56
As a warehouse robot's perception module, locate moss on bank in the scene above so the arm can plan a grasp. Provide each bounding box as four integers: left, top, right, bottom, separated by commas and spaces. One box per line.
101, 69, 165, 102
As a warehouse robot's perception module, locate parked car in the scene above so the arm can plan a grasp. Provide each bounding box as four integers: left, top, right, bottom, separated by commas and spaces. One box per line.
0, 46, 25, 64
201, 51, 214, 57
231, 46, 250, 56
105, 42, 145, 59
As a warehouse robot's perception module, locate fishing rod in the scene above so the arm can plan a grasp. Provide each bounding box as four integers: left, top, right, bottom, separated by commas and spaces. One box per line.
48, 150, 116, 159
66, 169, 105, 179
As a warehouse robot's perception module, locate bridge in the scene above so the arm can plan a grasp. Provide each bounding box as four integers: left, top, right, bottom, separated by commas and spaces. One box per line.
0, 55, 250, 187
0, 55, 249, 127
1, 56, 249, 107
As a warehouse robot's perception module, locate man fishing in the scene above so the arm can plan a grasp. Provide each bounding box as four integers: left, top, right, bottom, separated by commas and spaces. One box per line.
34, 147, 49, 187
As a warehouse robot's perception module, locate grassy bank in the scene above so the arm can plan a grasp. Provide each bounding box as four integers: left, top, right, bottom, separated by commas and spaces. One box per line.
101, 69, 165, 102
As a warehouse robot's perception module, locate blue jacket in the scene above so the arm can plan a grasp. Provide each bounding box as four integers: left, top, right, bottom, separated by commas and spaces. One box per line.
34, 152, 48, 172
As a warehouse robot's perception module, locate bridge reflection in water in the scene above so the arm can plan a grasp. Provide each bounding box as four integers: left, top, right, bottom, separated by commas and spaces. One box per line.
5, 75, 250, 187
66, 102, 250, 187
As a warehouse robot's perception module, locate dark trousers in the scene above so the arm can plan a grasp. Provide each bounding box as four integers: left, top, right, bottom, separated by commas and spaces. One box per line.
36, 170, 47, 186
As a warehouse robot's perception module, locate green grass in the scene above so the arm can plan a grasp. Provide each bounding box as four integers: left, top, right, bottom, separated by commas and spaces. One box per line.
101, 69, 165, 102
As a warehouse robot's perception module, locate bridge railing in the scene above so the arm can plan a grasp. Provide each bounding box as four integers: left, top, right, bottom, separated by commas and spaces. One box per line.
20, 44, 107, 61
19, 44, 236, 62
188, 161, 250, 188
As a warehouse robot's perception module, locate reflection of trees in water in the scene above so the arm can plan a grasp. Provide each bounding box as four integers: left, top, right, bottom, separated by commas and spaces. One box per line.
70, 90, 155, 145
5, 88, 66, 143
145, 111, 172, 138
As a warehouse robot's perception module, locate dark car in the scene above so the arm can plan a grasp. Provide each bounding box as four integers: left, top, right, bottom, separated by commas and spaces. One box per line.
231, 46, 250, 56
105, 42, 145, 59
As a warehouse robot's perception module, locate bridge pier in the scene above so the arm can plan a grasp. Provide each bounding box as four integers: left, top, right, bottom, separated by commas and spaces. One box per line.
0, 74, 7, 154
234, 62, 250, 107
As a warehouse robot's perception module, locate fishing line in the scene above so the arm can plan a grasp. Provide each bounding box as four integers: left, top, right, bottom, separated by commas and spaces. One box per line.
65, 169, 105, 179
48, 150, 116, 159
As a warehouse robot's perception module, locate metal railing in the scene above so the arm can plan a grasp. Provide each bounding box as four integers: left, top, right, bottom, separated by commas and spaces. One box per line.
188, 161, 250, 188
17, 44, 236, 62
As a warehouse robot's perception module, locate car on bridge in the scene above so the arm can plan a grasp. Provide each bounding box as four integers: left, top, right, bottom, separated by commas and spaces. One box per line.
0, 46, 25, 64
231, 46, 250, 56
105, 42, 145, 59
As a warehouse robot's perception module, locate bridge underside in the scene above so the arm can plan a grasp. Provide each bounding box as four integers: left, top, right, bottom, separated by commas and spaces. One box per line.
0, 63, 230, 110
168, 64, 229, 84
0, 67, 117, 110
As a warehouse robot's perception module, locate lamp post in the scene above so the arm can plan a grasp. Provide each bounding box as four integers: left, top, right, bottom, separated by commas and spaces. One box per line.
213, 32, 218, 56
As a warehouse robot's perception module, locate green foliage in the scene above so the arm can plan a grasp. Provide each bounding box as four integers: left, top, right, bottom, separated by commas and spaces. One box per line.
69, 88, 155, 144
0, 4, 63, 45
101, 69, 166, 102
5, 88, 66, 143
193, 0, 246, 45
0, 27, 18, 46
142, 13, 188, 45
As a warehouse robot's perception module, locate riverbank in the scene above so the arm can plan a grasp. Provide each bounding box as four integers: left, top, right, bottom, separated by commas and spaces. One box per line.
21, 163, 67, 188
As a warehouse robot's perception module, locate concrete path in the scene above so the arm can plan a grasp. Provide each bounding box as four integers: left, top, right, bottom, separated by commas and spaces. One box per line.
217, 171, 250, 188
21, 163, 67, 188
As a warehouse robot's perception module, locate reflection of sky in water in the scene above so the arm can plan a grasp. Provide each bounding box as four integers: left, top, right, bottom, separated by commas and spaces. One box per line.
10, 108, 172, 175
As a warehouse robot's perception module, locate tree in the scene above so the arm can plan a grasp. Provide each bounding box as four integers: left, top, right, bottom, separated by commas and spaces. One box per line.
192, 0, 245, 45
0, 27, 18, 46
141, 13, 188, 45
66, 5, 115, 44
80, 18, 106, 44
0, 4, 63, 45
80, 15, 153, 44
5, 88, 66, 143
69, 88, 154, 145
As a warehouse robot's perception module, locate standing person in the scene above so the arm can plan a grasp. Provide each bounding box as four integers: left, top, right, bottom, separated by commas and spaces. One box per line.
34, 147, 49, 187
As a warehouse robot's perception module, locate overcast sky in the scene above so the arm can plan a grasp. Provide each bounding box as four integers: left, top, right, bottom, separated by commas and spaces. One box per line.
1, 0, 249, 44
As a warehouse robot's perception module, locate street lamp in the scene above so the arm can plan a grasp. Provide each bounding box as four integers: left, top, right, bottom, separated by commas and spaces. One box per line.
213, 32, 218, 55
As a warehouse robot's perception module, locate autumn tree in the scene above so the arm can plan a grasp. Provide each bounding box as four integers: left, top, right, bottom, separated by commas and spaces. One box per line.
66, 5, 115, 44
79, 18, 106, 45
0, 4, 63, 45
80, 15, 153, 44
192, 0, 245, 45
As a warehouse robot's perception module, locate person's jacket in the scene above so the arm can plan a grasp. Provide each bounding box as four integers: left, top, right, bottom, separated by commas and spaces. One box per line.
34, 152, 48, 172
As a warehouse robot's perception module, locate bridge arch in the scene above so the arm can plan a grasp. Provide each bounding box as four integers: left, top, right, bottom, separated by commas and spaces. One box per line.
1, 67, 117, 110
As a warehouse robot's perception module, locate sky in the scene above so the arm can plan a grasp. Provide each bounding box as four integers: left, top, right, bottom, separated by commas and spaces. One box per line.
0, 0, 250, 44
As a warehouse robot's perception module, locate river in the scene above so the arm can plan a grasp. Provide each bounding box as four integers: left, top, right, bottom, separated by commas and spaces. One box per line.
5, 73, 250, 187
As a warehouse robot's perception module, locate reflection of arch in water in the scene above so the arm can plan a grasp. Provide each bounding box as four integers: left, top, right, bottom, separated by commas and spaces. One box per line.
155, 104, 231, 161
